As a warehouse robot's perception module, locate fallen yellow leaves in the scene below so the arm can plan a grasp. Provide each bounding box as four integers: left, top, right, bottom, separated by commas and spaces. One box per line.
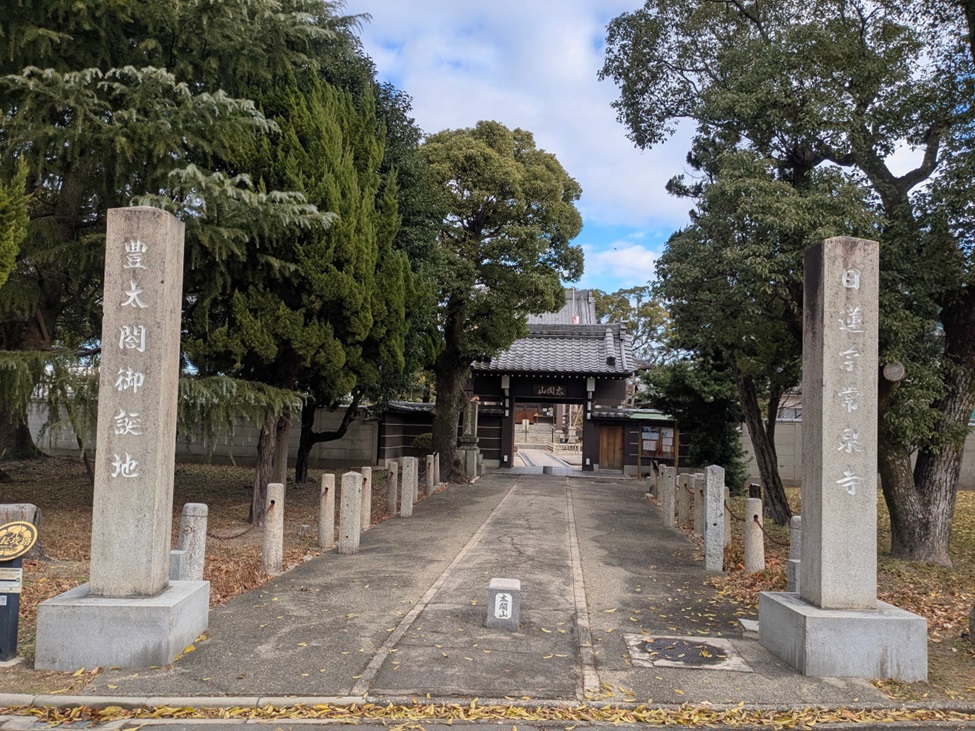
1, 701, 972, 729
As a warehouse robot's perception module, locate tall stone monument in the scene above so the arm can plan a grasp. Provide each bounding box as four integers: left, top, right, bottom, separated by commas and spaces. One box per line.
459, 398, 480, 480
759, 237, 926, 680
35, 207, 209, 670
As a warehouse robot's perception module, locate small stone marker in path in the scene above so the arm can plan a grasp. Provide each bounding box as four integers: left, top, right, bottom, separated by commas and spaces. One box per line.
486, 577, 521, 631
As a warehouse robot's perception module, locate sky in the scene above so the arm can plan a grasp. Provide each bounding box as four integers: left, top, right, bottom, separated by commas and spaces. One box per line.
341, 0, 696, 294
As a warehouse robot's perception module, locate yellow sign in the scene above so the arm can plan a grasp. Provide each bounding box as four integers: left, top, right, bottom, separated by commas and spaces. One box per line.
0, 521, 38, 561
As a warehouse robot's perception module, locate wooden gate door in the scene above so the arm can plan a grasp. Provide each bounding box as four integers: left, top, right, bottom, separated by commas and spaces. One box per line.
599, 425, 625, 470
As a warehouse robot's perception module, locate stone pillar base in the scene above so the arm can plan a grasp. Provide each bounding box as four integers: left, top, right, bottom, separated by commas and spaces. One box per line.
35, 581, 209, 671
460, 446, 479, 481
758, 592, 927, 681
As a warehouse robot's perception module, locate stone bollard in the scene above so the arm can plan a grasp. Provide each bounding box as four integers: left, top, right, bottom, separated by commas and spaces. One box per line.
319, 473, 335, 549
693, 474, 705, 538
677, 474, 692, 527
338, 472, 363, 555
262, 482, 285, 575
660, 466, 676, 529
426, 455, 435, 493
787, 515, 802, 592
412, 457, 420, 502
704, 466, 725, 572
360, 466, 372, 532
486, 578, 521, 630
434, 452, 441, 484
401, 457, 416, 518
744, 497, 765, 574
386, 461, 399, 517
177, 502, 208, 581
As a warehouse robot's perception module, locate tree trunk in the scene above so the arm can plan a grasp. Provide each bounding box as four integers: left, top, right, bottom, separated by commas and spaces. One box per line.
432, 367, 466, 483
735, 368, 792, 525
881, 288, 975, 566
0, 406, 41, 461
250, 410, 277, 524
295, 393, 363, 483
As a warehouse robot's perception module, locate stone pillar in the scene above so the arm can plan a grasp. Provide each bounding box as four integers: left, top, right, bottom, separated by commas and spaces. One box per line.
262, 483, 285, 575
426, 455, 435, 493
760, 237, 927, 682
89, 207, 186, 597
704, 466, 724, 572
401, 457, 416, 518
360, 466, 372, 532
693, 474, 705, 538
413, 457, 421, 501
660, 466, 676, 529
799, 238, 879, 610
35, 208, 208, 671
319, 473, 335, 549
744, 497, 765, 574
787, 515, 802, 592
676, 474, 691, 527
386, 461, 399, 517
338, 472, 362, 555
434, 452, 441, 484
177, 503, 208, 581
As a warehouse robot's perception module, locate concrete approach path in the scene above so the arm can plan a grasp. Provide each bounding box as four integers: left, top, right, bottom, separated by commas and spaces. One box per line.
5, 473, 901, 712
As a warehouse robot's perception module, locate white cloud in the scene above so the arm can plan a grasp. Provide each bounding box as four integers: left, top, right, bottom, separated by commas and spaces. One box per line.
578, 242, 659, 291
344, 0, 695, 231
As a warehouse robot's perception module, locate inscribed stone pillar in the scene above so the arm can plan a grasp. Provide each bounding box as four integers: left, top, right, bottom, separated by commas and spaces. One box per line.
177, 503, 208, 581
676, 474, 691, 527
386, 461, 399, 517
262, 483, 284, 575
319, 474, 335, 549
704, 466, 725, 572
89, 207, 185, 598
338, 472, 363, 555
660, 466, 676, 529
800, 237, 878, 611
401, 457, 416, 517
360, 466, 372, 532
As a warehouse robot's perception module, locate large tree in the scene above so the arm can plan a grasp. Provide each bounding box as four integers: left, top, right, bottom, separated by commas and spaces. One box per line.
602, 0, 975, 560
419, 121, 584, 479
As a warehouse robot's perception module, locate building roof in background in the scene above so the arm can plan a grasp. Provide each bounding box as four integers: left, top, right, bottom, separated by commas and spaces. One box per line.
472, 322, 635, 377
527, 288, 597, 325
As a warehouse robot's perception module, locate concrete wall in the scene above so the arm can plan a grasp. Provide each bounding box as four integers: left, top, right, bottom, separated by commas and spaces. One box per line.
741, 420, 975, 489
28, 402, 378, 468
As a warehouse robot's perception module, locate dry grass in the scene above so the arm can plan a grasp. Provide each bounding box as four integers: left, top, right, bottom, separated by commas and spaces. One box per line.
711, 486, 975, 702
0, 455, 406, 694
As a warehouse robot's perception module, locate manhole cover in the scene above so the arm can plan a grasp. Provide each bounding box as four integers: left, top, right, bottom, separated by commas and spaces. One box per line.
641, 638, 728, 666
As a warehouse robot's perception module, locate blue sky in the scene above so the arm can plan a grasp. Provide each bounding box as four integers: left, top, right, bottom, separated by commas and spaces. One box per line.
342, 0, 697, 294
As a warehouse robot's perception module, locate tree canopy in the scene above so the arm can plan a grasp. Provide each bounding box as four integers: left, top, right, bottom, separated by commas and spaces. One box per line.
419, 121, 584, 477
602, 0, 975, 558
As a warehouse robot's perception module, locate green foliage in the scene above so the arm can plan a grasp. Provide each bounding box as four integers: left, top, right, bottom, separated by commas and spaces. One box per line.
411, 432, 433, 452
0, 162, 28, 289
593, 286, 669, 365
644, 357, 748, 493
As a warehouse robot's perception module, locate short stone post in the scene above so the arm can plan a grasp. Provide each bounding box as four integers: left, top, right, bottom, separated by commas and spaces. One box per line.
318, 473, 335, 549
676, 474, 692, 527
434, 452, 441, 484
704, 466, 724, 572
412, 457, 420, 502
262, 482, 285, 575
744, 497, 765, 574
660, 466, 676, 529
401, 457, 416, 518
386, 461, 399, 517
693, 474, 705, 538
426, 455, 435, 493
338, 472, 363, 555
486, 578, 521, 630
787, 515, 802, 592
360, 466, 372, 532
177, 503, 208, 581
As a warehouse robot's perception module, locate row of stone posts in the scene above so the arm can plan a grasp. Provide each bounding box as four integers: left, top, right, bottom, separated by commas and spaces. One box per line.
649, 465, 728, 572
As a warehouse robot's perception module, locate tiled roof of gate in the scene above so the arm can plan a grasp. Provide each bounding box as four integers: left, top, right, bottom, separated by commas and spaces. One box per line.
527, 288, 597, 325
472, 322, 635, 376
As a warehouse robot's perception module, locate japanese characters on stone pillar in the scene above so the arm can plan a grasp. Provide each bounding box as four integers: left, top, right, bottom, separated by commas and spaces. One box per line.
799, 237, 878, 611
89, 207, 186, 598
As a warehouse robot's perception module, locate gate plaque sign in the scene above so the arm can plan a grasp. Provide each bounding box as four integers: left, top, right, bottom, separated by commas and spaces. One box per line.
0, 521, 38, 561
532, 384, 567, 398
